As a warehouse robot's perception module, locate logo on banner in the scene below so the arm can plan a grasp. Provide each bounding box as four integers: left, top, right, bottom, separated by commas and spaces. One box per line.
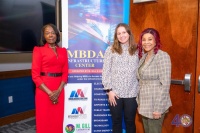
68, 106, 87, 119
65, 123, 91, 133
76, 123, 91, 132
71, 107, 84, 114
65, 124, 75, 133
69, 89, 88, 100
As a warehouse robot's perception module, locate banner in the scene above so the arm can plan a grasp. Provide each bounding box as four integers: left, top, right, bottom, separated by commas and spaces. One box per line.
62, 0, 130, 132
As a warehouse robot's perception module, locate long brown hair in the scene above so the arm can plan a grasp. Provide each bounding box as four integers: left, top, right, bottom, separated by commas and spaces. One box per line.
111, 23, 137, 55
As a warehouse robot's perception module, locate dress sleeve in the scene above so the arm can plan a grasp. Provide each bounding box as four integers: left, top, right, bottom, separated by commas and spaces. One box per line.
154, 52, 171, 113
31, 47, 43, 87
61, 48, 68, 83
102, 46, 112, 90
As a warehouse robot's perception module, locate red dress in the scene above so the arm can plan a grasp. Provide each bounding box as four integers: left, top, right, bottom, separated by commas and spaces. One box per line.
32, 43, 68, 133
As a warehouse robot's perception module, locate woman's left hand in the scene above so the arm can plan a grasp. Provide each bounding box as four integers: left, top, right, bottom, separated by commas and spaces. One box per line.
107, 91, 119, 107
153, 112, 161, 119
49, 89, 61, 103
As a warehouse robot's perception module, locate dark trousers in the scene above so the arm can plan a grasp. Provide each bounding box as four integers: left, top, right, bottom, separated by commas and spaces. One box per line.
109, 97, 137, 133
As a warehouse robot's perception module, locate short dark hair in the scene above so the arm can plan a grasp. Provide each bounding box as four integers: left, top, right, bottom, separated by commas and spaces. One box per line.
39, 23, 60, 46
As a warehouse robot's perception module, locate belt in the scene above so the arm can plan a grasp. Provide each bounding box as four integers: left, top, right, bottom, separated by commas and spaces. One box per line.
40, 72, 62, 77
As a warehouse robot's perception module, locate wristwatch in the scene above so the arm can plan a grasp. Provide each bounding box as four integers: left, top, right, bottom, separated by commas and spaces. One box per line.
106, 89, 112, 93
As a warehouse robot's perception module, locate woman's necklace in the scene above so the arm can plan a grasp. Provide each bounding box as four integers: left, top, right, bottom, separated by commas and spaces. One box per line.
49, 44, 56, 48
49, 44, 58, 58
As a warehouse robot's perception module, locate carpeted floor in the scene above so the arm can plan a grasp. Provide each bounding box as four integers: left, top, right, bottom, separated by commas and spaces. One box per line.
0, 117, 36, 133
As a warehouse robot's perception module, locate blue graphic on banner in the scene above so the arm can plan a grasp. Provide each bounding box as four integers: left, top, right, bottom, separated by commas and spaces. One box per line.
71, 107, 84, 114
66, 0, 130, 132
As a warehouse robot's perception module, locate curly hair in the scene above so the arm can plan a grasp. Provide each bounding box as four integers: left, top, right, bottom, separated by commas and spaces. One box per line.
138, 28, 161, 59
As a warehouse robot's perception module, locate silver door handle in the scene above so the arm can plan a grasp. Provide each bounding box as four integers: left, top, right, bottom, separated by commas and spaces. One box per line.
171, 74, 191, 92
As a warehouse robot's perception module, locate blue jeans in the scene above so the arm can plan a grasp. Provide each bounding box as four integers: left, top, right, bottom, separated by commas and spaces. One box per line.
109, 97, 137, 133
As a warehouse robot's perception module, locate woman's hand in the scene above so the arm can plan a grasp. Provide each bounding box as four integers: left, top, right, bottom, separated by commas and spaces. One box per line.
49, 89, 61, 104
48, 81, 65, 105
39, 83, 57, 104
153, 112, 161, 119
107, 91, 119, 107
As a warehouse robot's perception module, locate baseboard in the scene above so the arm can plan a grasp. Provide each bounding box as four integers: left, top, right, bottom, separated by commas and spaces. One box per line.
0, 109, 35, 126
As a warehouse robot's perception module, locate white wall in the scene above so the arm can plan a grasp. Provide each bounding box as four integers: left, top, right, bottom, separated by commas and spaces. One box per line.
0, 53, 32, 71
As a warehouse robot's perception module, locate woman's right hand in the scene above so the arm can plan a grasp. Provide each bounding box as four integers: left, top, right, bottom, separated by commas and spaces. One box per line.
39, 83, 58, 104
108, 91, 119, 106
48, 91, 58, 104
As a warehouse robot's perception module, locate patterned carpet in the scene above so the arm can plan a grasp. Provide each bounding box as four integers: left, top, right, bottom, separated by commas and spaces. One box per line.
0, 117, 36, 133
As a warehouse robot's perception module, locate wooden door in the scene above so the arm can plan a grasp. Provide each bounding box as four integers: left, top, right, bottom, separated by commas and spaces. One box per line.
194, 1, 200, 132
129, 0, 199, 132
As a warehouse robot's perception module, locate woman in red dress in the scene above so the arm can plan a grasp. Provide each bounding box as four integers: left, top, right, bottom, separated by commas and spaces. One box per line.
32, 23, 68, 133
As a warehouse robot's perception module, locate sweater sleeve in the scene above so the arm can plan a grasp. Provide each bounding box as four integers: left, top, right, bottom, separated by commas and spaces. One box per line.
31, 47, 44, 87
102, 46, 112, 90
